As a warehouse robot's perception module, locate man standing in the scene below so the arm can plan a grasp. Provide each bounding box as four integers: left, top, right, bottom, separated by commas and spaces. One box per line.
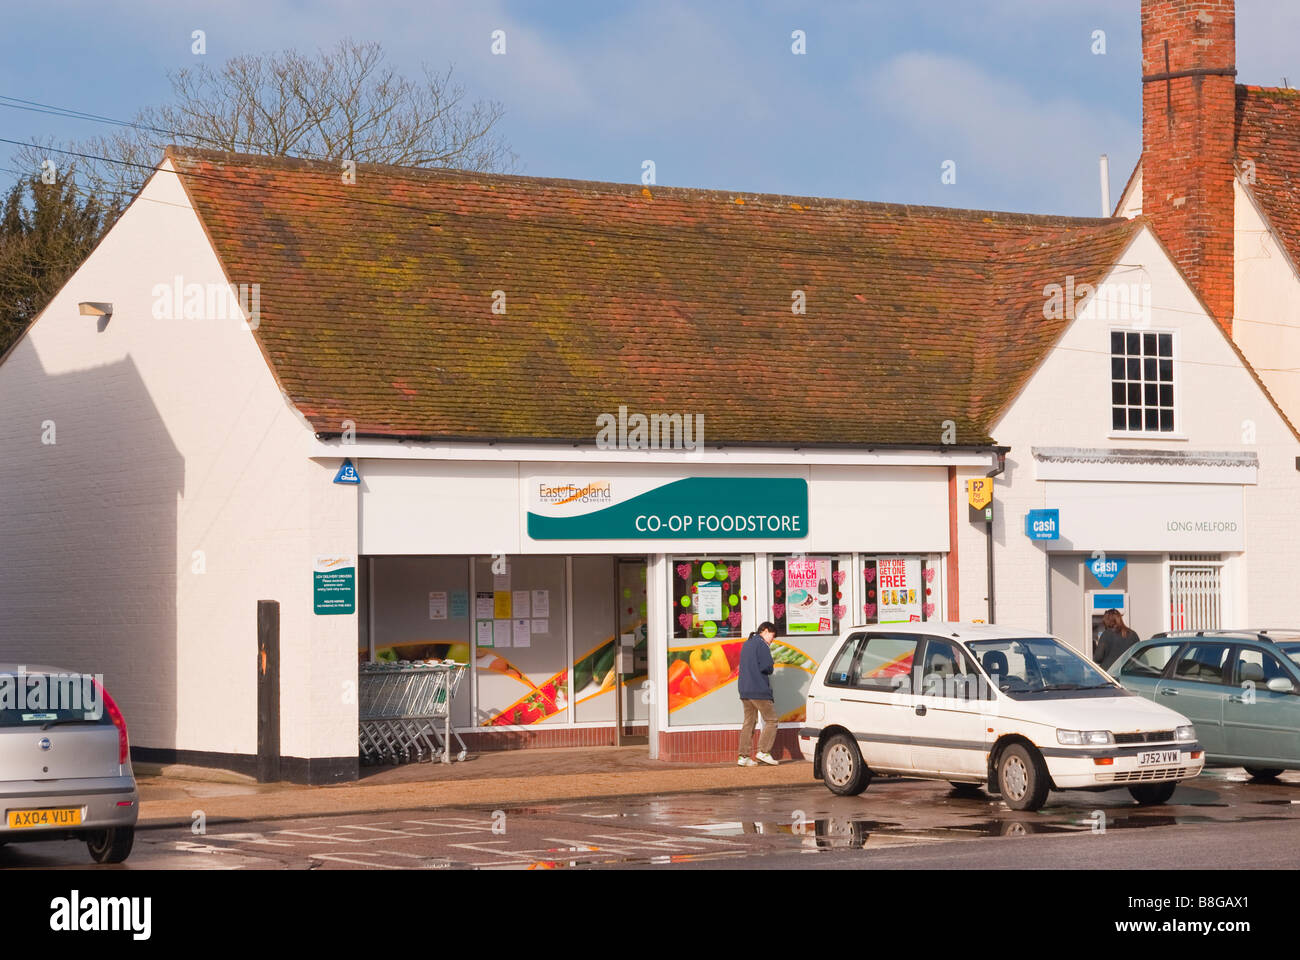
737, 621, 779, 766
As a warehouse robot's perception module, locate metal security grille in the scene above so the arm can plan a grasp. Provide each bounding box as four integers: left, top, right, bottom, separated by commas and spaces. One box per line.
1169, 556, 1223, 631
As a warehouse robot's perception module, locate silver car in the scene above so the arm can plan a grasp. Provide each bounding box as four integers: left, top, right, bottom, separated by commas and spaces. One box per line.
0, 664, 138, 863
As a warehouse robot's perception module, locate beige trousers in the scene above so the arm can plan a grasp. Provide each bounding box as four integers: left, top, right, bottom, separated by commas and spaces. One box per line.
739, 699, 778, 757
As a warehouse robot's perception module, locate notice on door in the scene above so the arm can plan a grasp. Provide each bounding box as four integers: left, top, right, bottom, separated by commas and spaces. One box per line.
313, 556, 356, 615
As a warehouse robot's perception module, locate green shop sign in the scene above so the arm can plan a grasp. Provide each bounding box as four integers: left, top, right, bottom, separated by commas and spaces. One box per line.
527, 477, 808, 540
313, 556, 356, 615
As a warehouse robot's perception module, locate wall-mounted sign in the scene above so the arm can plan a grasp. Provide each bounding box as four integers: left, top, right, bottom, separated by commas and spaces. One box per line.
966, 478, 993, 510
526, 477, 808, 540
313, 556, 356, 615
1025, 509, 1060, 541
1087, 555, 1127, 587
333, 459, 360, 484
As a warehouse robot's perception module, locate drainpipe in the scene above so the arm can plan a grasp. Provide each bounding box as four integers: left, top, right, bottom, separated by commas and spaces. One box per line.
985, 449, 1008, 623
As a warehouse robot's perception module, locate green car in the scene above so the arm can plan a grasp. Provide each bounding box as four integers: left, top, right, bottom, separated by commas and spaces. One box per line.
1110, 630, 1300, 779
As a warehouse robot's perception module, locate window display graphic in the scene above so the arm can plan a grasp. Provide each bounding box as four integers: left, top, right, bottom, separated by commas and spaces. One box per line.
673, 558, 743, 639
775, 557, 845, 634
667, 638, 819, 721
484, 567, 649, 726
862, 557, 935, 623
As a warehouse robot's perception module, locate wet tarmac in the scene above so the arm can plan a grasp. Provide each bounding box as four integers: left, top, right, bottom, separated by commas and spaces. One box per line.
4, 767, 1300, 870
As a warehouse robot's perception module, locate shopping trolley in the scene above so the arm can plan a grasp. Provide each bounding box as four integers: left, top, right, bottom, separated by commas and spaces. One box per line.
358, 661, 469, 765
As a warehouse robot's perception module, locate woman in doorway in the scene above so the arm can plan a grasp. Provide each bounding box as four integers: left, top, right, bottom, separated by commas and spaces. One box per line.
1094, 609, 1139, 671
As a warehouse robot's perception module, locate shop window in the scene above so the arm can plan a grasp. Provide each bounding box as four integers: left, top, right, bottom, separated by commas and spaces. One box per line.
861, 556, 933, 624
1110, 330, 1175, 433
770, 555, 847, 636
672, 558, 745, 640
473, 555, 568, 727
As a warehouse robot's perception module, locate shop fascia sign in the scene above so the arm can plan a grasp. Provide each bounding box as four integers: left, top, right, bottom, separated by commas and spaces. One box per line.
526, 476, 808, 540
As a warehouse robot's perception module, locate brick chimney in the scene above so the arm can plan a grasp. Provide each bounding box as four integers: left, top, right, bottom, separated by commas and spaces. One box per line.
1141, 0, 1237, 334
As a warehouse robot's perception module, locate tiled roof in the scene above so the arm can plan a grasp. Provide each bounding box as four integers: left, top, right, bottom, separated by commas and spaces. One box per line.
1236, 85, 1300, 273
168, 147, 1138, 447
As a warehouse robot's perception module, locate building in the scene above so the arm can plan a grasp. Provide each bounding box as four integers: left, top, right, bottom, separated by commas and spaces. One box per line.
1117, 0, 1300, 425
1, 44, 1297, 779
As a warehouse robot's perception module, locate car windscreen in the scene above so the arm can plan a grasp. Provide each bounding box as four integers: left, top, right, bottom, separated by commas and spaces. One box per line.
0, 672, 110, 727
966, 637, 1118, 698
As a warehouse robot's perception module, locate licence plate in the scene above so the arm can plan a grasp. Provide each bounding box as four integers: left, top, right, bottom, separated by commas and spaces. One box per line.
1137, 750, 1180, 766
7, 808, 82, 829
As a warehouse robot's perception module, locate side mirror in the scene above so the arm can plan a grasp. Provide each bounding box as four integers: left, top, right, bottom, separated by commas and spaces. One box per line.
1267, 677, 1295, 694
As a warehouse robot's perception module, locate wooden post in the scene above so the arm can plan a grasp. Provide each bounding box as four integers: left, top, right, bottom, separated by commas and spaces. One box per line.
257, 600, 281, 783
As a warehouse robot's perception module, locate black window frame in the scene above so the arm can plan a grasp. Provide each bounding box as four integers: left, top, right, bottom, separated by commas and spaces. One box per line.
1110, 328, 1176, 435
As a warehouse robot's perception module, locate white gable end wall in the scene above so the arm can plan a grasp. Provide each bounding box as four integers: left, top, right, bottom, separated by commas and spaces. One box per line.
961, 225, 1300, 638
0, 161, 359, 774
1234, 179, 1300, 422
1117, 166, 1300, 425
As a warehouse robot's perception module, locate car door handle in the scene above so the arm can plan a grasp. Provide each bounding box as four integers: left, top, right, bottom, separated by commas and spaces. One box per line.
1158, 688, 1178, 696
915, 704, 927, 716
1227, 696, 1247, 703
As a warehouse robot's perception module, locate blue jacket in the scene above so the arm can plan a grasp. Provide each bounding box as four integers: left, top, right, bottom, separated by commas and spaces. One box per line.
737, 633, 775, 700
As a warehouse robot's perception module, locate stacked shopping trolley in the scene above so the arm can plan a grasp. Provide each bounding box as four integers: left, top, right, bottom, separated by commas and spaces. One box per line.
359, 661, 469, 765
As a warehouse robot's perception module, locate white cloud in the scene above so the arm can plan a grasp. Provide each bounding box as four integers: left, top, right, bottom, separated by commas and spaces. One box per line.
857, 51, 1134, 209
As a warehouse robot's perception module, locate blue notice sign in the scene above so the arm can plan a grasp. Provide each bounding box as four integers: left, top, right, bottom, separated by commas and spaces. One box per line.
1025, 509, 1060, 540
1092, 592, 1125, 611
1087, 556, 1127, 587
334, 458, 360, 484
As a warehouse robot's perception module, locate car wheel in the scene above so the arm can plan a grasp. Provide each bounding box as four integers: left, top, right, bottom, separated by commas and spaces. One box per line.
949, 781, 984, 797
997, 744, 1049, 812
86, 826, 134, 864
1244, 767, 1284, 780
821, 733, 870, 796
1128, 782, 1177, 805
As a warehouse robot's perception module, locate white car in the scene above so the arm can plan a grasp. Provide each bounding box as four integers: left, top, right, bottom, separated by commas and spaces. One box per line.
799, 623, 1204, 811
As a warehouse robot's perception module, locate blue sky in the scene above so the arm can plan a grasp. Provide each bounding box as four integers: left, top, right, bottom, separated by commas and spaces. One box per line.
4, 0, 1300, 216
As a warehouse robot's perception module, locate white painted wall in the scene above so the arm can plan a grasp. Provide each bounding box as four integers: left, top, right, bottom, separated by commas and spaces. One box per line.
0, 161, 358, 766
1234, 180, 1300, 423
1117, 164, 1300, 426
1116, 166, 1143, 218
980, 224, 1300, 634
